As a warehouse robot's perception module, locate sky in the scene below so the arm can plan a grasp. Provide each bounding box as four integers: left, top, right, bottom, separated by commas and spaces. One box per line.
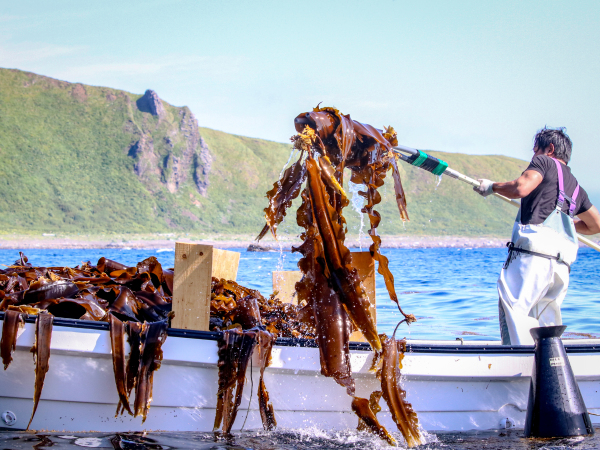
1, 0, 599, 203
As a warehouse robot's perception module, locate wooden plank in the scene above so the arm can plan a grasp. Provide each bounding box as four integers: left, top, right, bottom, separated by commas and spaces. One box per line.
212, 248, 240, 281
172, 244, 241, 331
349, 251, 376, 343
172, 243, 213, 331
272, 271, 303, 305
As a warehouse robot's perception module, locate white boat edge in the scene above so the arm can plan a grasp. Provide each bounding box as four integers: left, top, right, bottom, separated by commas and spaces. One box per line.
1, 314, 599, 435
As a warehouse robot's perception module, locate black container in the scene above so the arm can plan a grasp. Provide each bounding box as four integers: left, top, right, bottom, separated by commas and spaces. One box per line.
524, 325, 594, 438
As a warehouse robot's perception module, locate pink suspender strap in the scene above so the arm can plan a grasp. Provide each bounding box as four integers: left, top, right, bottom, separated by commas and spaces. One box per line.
552, 158, 579, 217
570, 184, 580, 216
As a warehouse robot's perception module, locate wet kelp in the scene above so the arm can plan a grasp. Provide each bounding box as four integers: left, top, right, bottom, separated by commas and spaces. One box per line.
380, 336, 421, 447
213, 327, 276, 438
27, 312, 53, 430
210, 277, 314, 338
0, 254, 173, 428
1, 309, 23, 369
109, 313, 170, 422
257, 107, 421, 446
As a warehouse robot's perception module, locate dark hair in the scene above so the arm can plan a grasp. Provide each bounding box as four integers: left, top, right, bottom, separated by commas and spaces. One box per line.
533, 126, 572, 164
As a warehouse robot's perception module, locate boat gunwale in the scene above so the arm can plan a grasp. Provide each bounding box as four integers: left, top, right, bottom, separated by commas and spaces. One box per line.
2, 312, 600, 355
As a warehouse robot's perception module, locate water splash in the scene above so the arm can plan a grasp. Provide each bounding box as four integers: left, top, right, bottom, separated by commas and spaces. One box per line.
279, 147, 298, 180
348, 181, 366, 250
276, 240, 286, 273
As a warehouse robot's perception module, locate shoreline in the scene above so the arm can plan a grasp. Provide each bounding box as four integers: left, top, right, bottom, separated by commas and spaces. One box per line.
1, 234, 597, 251
0, 234, 517, 250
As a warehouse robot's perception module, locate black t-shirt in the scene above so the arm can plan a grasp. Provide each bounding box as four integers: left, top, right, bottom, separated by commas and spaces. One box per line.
520, 155, 592, 225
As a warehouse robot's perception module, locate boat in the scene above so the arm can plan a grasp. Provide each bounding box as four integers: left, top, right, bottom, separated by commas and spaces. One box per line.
1, 312, 599, 434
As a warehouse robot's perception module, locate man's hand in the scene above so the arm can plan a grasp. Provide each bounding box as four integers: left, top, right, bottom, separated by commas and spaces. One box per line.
473, 179, 495, 197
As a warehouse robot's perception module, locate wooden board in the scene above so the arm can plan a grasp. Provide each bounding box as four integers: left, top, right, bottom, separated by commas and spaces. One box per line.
273, 271, 303, 305
172, 243, 240, 331
349, 251, 376, 343
212, 248, 240, 281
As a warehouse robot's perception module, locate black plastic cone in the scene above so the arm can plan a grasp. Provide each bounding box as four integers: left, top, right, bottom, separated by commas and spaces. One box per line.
524, 325, 594, 438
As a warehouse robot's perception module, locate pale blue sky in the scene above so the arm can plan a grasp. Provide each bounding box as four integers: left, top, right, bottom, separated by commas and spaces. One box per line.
1, 0, 599, 203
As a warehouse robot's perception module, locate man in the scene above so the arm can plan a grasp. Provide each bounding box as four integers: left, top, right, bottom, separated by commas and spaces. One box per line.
474, 127, 600, 345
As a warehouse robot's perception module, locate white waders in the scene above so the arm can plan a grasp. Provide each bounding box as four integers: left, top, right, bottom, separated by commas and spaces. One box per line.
498, 159, 580, 345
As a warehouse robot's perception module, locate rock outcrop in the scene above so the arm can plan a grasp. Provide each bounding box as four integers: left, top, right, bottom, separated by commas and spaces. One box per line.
128, 135, 160, 182
127, 102, 211, 196
194, 137, 212, 196
136, 90, 165, 118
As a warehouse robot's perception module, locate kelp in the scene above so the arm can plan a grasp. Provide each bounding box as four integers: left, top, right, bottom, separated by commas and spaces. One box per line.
27, 312, 53, 430
111, 319, 168, 422
1, 309, 24, 369
118, 322, 143, 416
352, 395, 395, 446
133, 320, 168, 421
0, 255, 174, 324
210, 277, 314, 338
257, 150, 307, 241
257, 107, 419, 445
0, 254, 174, 427
380, 336, 421, 447
255, 330, 276, 431
213, 329, 258, 438
109, 313, 134, 416
213, 327, 276, 438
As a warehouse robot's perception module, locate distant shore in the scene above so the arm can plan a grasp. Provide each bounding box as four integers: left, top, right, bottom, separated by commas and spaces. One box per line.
1, 233, 597, 251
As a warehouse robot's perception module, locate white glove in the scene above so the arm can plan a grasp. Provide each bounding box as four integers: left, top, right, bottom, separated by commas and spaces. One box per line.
473, 179, 495, 197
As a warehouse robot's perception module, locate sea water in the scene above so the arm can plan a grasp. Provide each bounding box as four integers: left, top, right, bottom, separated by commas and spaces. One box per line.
2, 247, 600, 449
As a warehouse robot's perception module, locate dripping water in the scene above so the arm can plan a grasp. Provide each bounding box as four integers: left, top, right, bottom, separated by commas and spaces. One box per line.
279, 147, 298, 180
435, 174, 442, 189
275, 239, 286, 272
347, 181, 366, 250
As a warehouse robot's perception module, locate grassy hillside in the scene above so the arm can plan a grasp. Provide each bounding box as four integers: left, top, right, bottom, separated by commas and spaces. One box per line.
0, 68, 527, 237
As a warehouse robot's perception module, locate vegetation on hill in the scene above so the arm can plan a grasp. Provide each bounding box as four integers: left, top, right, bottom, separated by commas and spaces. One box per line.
0, 68, 527, 237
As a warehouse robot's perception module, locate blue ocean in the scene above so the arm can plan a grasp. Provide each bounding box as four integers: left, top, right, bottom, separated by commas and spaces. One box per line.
2, 247, 598, 341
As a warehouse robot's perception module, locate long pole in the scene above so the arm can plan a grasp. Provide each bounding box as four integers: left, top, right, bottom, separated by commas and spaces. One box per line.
392, 145, 600, 253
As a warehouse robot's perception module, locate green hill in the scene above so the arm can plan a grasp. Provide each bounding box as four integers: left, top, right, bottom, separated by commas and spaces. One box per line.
0, 68, 527, 237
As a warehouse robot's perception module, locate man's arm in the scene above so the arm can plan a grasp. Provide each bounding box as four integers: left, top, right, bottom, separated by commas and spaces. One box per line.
492, 170, 543, 199
575, 206, 600, 235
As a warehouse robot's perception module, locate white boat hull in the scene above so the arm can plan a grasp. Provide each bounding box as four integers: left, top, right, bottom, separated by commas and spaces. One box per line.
1, 317, 599, 433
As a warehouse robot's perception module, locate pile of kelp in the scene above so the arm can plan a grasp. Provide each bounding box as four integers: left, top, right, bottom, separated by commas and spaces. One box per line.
256, 106, 422, 447
0, 253, 173, 428
209, 277, 315, 338
0, 253, 309, 434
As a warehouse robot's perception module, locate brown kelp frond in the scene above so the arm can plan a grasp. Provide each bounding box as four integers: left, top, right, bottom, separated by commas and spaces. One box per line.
27, 312, 53, 430
312, 269, 354, 395
1, 309, 24, 370
109, 313, 134, 416
305, 156, 381, 352
118, 322, 143, 417
352, 396, 396, 446
214, 328, 259, 437
213, 328, 277, 436
256, 330, 276, 431
257, 150, 307, 241
133, 320, 168, 422
380, 336, 422, 447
